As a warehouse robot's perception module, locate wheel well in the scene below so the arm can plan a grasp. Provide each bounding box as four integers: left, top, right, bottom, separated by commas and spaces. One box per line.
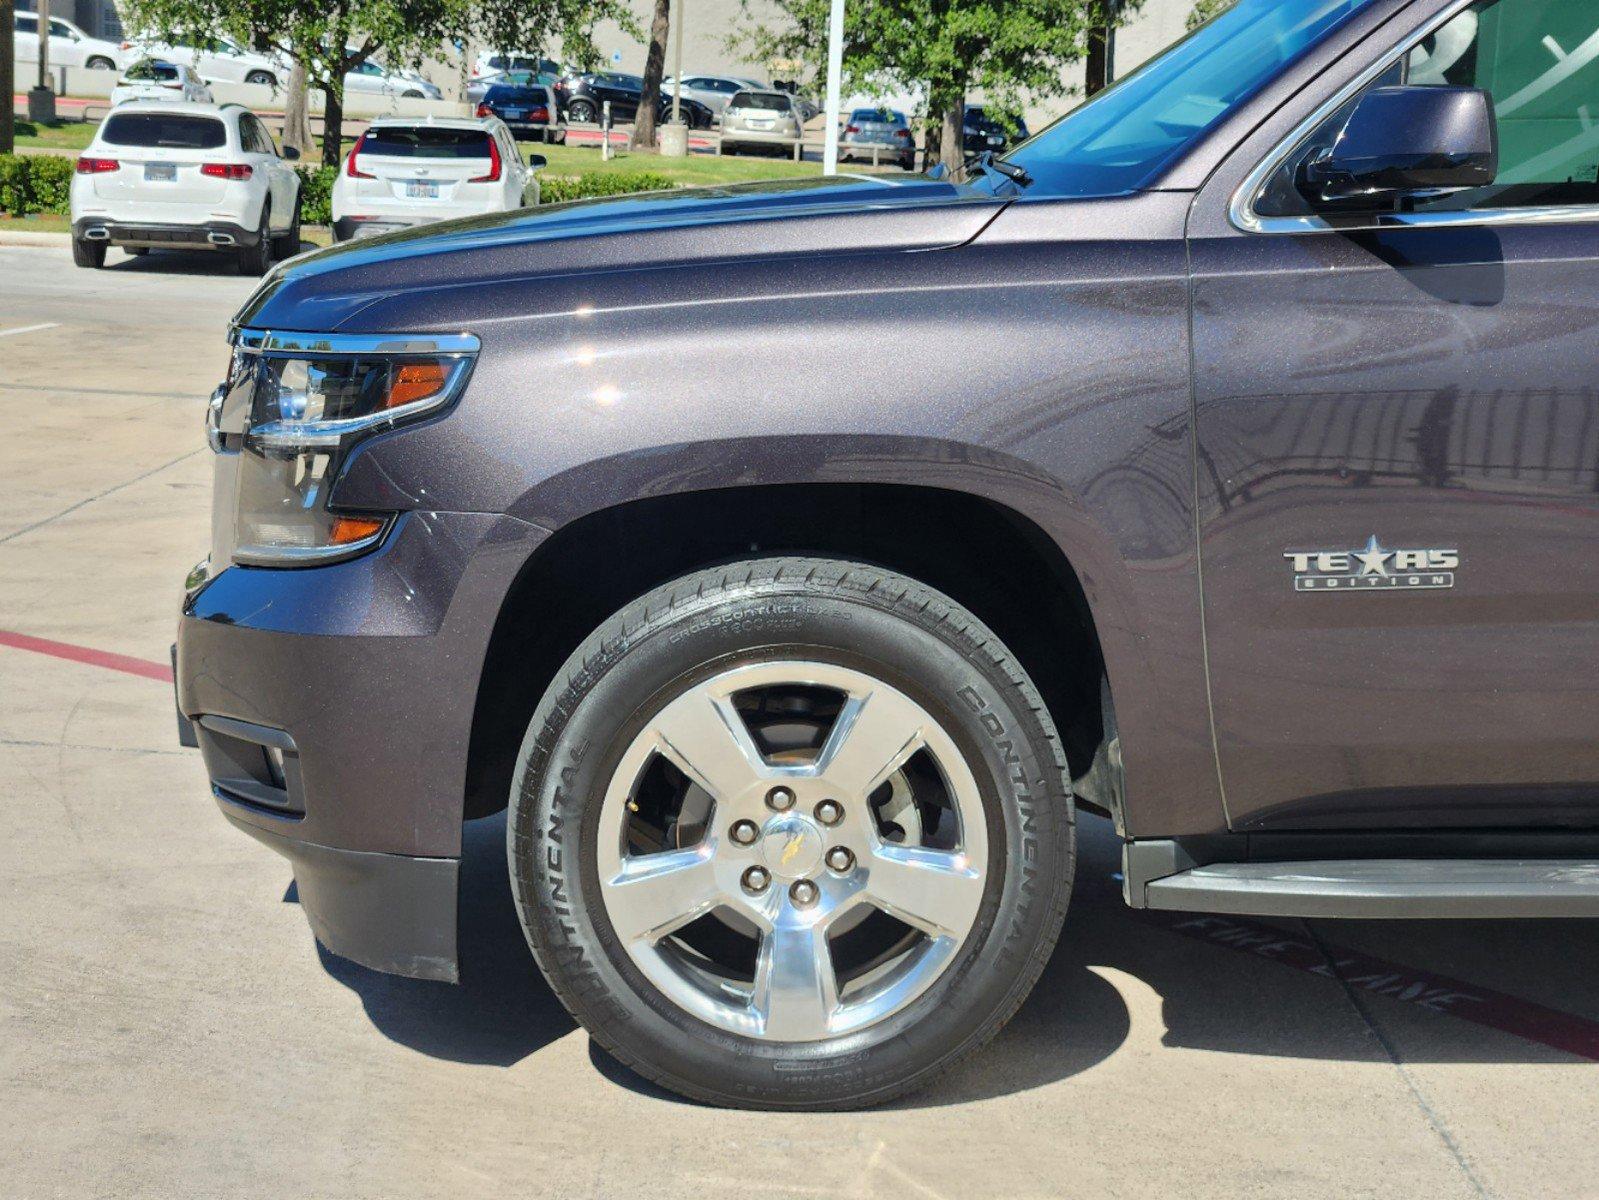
463, 483, 1107, 819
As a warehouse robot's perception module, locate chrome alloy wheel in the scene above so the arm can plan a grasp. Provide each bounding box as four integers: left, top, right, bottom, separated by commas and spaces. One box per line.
596, 660, 988, 1043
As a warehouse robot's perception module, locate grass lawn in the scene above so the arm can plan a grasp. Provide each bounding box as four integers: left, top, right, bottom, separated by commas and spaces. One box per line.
11, 120, 98, 153
523, 141, 825, 185
0, 213, 72, 233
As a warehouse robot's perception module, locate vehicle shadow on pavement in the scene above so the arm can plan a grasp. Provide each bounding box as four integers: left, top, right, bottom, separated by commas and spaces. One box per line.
310, 812, 577, 1067
104, 245, 317, 277
315, 808, 1595, 1102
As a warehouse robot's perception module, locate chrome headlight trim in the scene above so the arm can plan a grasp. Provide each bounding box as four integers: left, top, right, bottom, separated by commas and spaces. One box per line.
233, 329, 481, 358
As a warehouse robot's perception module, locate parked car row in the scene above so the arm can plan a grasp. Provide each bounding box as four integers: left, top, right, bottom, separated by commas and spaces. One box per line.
67, 99, 543, 271
12, 16, 439, 98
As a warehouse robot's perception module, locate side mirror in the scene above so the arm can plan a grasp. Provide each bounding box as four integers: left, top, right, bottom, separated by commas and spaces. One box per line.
1301, 85, 1497, 207
282, 144, 301, 161
529, 154, 546, 170
925, 162, 949, 182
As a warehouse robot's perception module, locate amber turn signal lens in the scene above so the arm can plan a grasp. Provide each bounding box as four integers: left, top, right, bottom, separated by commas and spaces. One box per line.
329, 516, 385, 545
385, 362, 449, 410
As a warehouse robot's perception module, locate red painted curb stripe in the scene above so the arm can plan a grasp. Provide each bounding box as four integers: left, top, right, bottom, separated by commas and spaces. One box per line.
0, 630, 173, 683
1152, 911, 1599, 1062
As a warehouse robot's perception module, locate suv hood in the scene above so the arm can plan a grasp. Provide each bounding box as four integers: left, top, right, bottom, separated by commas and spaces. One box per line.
237, 174, 1008, 332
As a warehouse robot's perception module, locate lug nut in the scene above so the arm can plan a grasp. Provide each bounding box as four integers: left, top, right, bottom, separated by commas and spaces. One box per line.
790, 879, 819, 907
825, 847, 855, 873
766, 786, 796, 812
814, 799, 843, 826
730, 819, 759, 846
742, 866, 772, 894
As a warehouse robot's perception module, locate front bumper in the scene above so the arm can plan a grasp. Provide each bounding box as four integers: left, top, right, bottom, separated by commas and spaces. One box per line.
72, 217, 259, 249
218, 798, 460, 981
177, 509, 551, 981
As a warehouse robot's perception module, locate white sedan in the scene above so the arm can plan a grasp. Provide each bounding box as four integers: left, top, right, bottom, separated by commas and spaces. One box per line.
110, 59, 214, 106
331, 116, 538, 241
123, 34, 285, 88
12, 11, 128, 71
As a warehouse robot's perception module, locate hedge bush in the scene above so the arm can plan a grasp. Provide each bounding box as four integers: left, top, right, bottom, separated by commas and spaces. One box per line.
0, 154, 74, 217
537, 171, 677, 205
293, 165, 337, 226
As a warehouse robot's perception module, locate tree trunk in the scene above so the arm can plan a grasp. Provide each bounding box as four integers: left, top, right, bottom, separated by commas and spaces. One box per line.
282, 55, 313, 160
321, 82, 345, 169
940, 94, 964, 175
633, 0, 671, 148
1085, 0, 1112, 96
0, 0, 13, 154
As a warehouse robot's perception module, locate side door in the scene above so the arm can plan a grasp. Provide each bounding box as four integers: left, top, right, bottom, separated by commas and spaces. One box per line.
14, 14, 40, 65
1191, 0, 1599, 832
47, 17, 83, 68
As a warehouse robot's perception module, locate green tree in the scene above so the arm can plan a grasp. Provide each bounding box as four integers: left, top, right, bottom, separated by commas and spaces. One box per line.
731, 0, 1099, 170
1187, 0, 1234, 30
123, 0, 630, 168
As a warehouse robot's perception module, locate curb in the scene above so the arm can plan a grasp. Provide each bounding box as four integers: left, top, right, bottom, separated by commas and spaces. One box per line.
0, 230, 69, 247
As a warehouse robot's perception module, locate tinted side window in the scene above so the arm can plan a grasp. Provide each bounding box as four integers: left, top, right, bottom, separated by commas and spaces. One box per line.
17, 15, 38, 34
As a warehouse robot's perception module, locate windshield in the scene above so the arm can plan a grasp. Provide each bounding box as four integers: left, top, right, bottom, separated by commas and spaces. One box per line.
1005, 0, 1373, 196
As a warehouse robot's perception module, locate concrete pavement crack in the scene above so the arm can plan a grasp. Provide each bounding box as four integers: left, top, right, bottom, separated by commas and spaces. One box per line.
0, 448, 204, 546
1300, 918, 1493, 1200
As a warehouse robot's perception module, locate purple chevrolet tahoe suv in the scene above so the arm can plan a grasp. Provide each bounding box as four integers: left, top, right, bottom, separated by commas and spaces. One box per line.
176, 0, 1599, 1108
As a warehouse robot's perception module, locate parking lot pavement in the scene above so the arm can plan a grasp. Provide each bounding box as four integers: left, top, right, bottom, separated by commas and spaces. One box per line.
3, 243, 1598, 1199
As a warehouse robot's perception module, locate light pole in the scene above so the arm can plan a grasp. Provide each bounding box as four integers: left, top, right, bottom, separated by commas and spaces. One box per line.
29, 0, 56, 123
671, 0, 684, 127
821, 0, 844, 173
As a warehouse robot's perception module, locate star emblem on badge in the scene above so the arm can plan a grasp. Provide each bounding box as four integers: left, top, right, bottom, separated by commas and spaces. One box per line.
1353, 534, 1392, 577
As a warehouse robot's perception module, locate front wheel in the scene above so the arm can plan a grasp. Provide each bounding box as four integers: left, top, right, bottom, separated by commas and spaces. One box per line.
508, 557, 1074, 1109
244, 70, 276, 87
85, 56, 115, 70
568, 99, 597, 124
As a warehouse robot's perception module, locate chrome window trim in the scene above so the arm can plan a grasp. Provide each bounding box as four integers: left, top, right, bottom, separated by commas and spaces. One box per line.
232, 329, 481, 358
1229, 0, 1599, 236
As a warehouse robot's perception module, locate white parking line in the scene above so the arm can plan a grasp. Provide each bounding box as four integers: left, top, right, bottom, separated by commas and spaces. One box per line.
0, 322, 60, 339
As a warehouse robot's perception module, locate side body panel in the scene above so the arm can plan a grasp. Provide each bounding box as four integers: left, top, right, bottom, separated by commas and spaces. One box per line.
1188, 0, 1599, 831
327, 195, 1220, 837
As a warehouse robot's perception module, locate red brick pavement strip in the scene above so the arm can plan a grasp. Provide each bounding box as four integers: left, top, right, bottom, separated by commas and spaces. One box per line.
0, 629, 173, 683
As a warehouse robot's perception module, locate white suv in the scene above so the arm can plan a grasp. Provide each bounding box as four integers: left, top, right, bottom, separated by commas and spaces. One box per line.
13, 11, 128, 71
69, 101, 302, 273
331, 116, 538, 241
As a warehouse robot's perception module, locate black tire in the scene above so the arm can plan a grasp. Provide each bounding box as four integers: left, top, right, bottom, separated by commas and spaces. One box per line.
568, 99, 597, 124
71, 237, 106, 268
245, 70, 276, 87
404, 89, 424, 99
507, 557, 1075, 1110
126, 246, 149, 256
85, 55, 115, 70
236, 204, 272, 275
273, 196, 301, 259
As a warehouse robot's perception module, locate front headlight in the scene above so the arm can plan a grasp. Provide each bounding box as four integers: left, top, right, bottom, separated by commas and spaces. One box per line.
209, 330, 479, 566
